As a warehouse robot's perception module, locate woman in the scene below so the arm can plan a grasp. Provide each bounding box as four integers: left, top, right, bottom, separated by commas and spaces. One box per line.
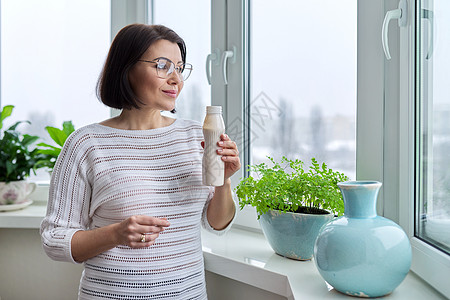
41, 24, 240, 299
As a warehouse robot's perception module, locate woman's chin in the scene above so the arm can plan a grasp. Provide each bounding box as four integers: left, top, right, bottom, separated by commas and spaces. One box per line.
165, 103, 176, 112
161, 105, 176, 113
167, 101, 177, 111
152, 100, 176, 112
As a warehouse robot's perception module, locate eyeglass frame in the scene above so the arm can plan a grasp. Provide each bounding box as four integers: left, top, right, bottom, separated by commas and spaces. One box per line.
137, 57, 193, 81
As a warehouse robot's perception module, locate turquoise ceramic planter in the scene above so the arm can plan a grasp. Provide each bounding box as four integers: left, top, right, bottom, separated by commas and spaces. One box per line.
314, 181, 411, 298
259, 209, 334, 260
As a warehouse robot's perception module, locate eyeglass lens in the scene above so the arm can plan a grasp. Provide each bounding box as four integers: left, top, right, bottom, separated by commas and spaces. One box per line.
155, 58, 192, 81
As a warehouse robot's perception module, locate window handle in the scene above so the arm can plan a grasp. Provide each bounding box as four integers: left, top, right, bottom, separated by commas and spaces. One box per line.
221, 46, 236, 85
422, 9, 434, 60
382, 0, 408, 60
206, 49, 220, 85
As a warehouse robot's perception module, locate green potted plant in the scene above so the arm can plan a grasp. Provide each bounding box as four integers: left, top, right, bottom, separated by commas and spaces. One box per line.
236, 156, 349, 260
36, 121, 75, 172
0, 105, 46, 209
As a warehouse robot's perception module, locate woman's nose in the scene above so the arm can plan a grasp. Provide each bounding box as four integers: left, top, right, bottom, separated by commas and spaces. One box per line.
167, 71, 182, 84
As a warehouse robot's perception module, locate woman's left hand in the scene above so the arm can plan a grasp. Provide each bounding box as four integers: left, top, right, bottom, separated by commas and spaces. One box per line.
202, 134, 241, 180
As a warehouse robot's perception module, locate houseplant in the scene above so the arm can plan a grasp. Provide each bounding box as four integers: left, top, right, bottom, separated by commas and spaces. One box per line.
236, 156, 349, 260
0, 105, 46, 207
36, 121, 75, 172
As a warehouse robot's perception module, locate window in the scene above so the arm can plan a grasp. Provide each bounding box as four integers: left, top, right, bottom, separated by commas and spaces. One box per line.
150, 0, 211, 122
391, 0, 450, 296
221, 0, 356, 228
1, 0, 111, 181
249, 0, 357, 179
415, 0, 450, 256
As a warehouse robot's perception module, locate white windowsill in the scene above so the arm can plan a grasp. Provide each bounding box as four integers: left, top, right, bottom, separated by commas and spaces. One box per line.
201, 227, 448, 300
0, 184, 48, 228
0, 201, 47, 228
0, 203, 447, 299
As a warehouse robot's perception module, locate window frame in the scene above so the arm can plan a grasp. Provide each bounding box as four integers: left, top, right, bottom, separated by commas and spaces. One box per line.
227, 0, 450, 296
110, 0, 148, 119
231, 0, 360, 230
359, 0, 450, 296
111, 0, 148, 37
397, 0, 450, 296
210, 0, 259, 229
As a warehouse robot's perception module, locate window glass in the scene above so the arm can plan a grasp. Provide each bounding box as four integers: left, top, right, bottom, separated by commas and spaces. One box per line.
416, 0, 450, 254
1, 0, 111, 181
250, 0, 357, 179
152, 0, 211, 122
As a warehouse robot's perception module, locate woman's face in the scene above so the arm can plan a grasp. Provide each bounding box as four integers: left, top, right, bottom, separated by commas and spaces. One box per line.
128, 39, 184, 111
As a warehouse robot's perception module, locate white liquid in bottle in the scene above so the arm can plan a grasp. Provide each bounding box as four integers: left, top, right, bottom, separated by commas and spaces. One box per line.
202, 106, 225, 186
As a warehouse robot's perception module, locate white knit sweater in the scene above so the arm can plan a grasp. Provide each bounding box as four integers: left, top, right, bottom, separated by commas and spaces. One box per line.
40, 119, 235, 300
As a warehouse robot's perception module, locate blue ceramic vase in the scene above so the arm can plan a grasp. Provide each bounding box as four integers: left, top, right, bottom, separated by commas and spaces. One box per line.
313, 181, 411, 297
260, 209, 334, 260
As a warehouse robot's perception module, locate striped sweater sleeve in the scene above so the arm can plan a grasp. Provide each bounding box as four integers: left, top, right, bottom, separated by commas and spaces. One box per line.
40, 129, 92, 264
201, 186, 238, 236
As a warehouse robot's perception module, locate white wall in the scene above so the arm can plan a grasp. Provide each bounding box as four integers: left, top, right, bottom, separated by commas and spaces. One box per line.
205, 271, 287, 300
0, 229, 83, 300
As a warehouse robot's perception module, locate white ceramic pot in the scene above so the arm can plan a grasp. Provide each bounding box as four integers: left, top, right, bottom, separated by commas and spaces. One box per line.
0, 180, 36, 205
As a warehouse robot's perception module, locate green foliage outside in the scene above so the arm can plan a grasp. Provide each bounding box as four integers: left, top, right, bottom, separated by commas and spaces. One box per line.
235, 156, 349, 218
0, 105, 47, 182
36, 121, 75, 171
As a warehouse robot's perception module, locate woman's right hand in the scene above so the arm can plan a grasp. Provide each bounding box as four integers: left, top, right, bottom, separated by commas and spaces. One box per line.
115, 215, 171, 248
72, 215, 171, 262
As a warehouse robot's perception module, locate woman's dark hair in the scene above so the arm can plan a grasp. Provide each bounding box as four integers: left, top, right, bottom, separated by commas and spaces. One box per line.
96, 24, 186, 111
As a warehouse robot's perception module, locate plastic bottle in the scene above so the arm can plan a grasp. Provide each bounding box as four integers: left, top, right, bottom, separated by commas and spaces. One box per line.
202, 106, 225, 186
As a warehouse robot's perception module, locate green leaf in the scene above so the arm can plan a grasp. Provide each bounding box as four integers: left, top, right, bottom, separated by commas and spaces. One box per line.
62, 121, 75, 137
37, 148, 61, 156
0, 105, 14, 130
45, 126, 67, 146
7, 120, 30, 131
36, 142, 56, 148
34, 159, 55, 170
22, 134, 40, 146
37, 143, 60, 151
6, 160, 15, 177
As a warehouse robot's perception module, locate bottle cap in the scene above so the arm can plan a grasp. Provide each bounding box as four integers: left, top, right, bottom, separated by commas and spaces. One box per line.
206, 106, 222, 114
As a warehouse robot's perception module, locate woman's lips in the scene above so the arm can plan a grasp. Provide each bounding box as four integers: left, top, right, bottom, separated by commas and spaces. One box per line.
162, 90, 177, 98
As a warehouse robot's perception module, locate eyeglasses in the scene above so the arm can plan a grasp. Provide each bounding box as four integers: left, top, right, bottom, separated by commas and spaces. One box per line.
138, 57, 193, 81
